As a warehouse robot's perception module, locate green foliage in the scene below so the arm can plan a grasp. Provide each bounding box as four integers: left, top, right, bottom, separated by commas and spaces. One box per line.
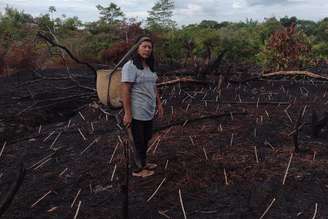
35, 14, 55, 32
146, 0, 176, 31
257, 24, 313, 71
316, 18, 328, 42
62, 16, 82, 31
312, 42, 328, 60
96, 3, 124, 25
218, 26, 260, 63
199, 20, 220, 29
1, 3, 328, 71
256, 17, 283, 44
0, 6, 34, 40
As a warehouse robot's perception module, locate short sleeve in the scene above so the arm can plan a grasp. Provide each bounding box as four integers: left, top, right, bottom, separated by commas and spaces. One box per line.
121, 61, 137, 83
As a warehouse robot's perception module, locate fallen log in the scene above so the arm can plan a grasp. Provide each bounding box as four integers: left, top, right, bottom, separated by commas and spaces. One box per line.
157, 77, 213, 87
230, 70, 328, 84
262, 71, 328, 81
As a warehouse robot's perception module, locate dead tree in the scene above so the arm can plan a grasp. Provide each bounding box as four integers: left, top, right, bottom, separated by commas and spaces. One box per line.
36, 32, 97, 76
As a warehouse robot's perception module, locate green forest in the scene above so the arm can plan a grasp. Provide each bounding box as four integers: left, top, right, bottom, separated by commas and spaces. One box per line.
1, 0, 328, 75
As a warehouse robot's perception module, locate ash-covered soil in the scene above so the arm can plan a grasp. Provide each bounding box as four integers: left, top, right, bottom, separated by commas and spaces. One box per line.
1, 65, 328, 218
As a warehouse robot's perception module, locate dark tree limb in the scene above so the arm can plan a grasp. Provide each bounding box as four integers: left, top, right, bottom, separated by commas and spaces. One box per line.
36, 32, 97, 76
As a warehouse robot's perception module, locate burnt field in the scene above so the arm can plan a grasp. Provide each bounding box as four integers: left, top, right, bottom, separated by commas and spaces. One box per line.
1, 65, 328, 219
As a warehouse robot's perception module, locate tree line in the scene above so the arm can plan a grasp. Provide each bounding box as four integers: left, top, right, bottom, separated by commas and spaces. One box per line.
1, 0, 328, 75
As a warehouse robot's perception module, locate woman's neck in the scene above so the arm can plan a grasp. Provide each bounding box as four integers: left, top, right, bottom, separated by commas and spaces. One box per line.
142, 60, 148, 68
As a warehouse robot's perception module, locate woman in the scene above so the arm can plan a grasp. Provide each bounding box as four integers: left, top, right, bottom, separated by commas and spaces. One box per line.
121, 36, 164, 177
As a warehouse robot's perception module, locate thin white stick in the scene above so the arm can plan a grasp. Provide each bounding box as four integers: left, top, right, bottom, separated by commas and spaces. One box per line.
38, 125, 42, 134
230, 112, 234, 120
203, 147, 208, 160
59, 167, 68, 177
43, 131, 55, 142
254, 146, 259, 164
117, 135, 123, 145
282, 153, 293, 185
109, 142, 119, 164
33, 157, 52, 170
164, 160, 169, 170
284, 110, 293, 123
312, 203, 318, 219
147, 136, 160, 152
50, 132, 62, 149
78, 128, 87, 141
31, 190, 52, 208
90, 122, 94, 132
163, 127, 172, 138
179, 189, 187, 219
110, 164, 117, 182
313, 151, 316, 161
265, 110, 270, 118
264, 140, 275, 150
147, 178, 166, 202
29, 152, 55, 169
230, 133, 234, 146
189, 136, 195, 145
158, 210, 170, 219
259, 198, 276, 219
80, 137, 99, 155
71, 189, 82, 208
67, 119, 71, 128
0, 141, 7, 158
78, 111, 85, 121
185, 104, 190, 112
224, 168, 229, 185
152, 139, 161, 155
73, 201, 82, 219
301, 105, 308, 118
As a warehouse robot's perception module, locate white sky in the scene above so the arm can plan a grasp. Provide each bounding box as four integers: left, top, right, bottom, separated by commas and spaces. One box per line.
0, 0, 327, 26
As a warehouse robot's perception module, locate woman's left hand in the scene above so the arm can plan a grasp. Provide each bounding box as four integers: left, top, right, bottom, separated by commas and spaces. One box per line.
157, 104, 164, 120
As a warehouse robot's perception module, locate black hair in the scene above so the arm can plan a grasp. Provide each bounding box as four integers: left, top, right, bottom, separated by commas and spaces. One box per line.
131, 36, 155, 72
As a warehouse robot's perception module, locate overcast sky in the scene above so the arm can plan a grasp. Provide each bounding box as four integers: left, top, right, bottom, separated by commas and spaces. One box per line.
1, 0, 327, 26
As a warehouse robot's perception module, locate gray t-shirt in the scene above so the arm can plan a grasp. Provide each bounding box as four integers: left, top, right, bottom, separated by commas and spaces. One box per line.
121, 60, 158, 121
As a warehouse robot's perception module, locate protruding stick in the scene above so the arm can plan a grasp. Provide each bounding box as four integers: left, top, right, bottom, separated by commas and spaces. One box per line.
259, 198, 276, 219
282, 153, 293, 185
147, 178, 166, 202
179, 189, 187, 219
71, 189, 82, 208
31, 190, 52, 208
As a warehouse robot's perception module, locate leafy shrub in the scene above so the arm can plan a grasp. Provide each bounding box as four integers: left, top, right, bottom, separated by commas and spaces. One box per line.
258, 23, 313, 71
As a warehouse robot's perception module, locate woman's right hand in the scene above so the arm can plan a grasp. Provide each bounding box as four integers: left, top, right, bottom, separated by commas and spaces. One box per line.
123, 113, 132, 128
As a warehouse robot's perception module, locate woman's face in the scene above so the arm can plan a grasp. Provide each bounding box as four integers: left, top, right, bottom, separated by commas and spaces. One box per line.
137, 41, 153, 59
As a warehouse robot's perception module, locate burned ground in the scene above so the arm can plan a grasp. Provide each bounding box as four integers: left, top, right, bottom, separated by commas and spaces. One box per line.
1, 66, 328, 218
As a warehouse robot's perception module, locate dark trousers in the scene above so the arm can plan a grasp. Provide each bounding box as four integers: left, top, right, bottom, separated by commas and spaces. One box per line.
131, 119, 153, 169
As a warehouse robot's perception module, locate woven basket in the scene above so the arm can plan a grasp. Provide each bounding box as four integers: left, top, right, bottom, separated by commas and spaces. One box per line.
96, 69, 122, 108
